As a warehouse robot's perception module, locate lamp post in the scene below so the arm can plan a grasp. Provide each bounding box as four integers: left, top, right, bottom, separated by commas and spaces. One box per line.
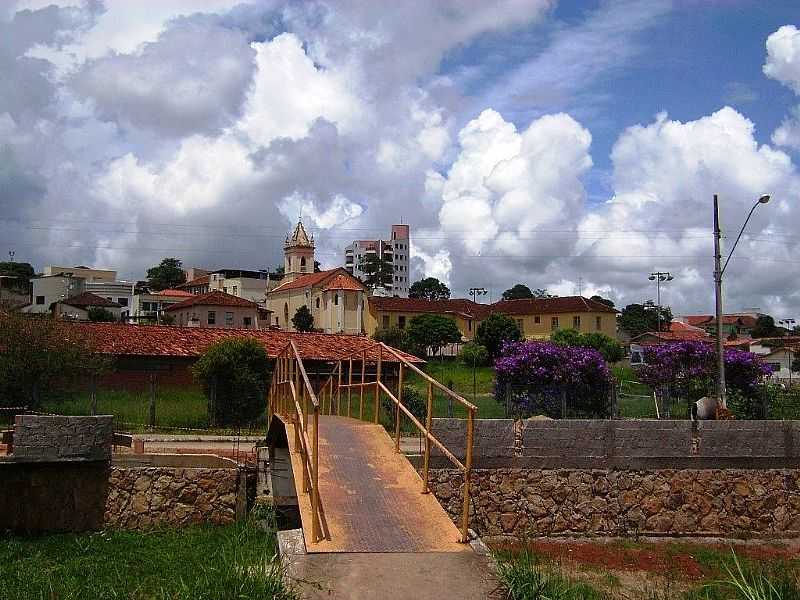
469, 287, 487, 303
713, 193, 771, 408
648, 271, 673, 332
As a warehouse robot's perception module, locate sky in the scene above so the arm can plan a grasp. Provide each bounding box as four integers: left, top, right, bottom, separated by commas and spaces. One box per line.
2, 0, 800, 318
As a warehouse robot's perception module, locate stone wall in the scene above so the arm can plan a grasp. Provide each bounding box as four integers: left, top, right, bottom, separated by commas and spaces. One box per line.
430, 468, 800, 541
12, 414, 113, 461
105, 467, 245, 529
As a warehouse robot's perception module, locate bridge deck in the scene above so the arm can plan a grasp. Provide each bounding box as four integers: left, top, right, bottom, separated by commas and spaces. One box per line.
284, 415, 469, 554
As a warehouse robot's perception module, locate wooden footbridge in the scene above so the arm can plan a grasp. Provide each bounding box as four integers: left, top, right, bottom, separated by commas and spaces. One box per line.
266, 341, 476, 554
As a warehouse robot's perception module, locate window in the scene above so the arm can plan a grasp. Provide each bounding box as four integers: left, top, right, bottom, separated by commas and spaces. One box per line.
382, 315, 390, 329
225, 312, 234, 326
232, 285, 238, 296
300, 256, 307, 272
768, 362, 781, 372
334, 294, 339, 306
316, 297, 320, 309
516, 319, 524, 333
596, 316, 602, 331
207, 311, 216, 325
223, 286, 227, 294
398, 315, 406, 329
35, 295, 45, 305
117, 297, 129, 306
573, 316, 581, 330
551, 316, 559, 331
468, 319, 472, 332
534, 315, 540, 324
243, 316, 252, 328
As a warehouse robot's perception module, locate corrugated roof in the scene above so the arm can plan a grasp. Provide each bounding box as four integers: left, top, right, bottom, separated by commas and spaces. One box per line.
66, 322, 420, 362
164, 290, 258, 311
60, 292, 121, 308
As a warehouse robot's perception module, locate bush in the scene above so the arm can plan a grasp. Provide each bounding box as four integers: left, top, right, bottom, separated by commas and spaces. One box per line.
494, 340, 612, 418
476, 314, 522, 358
87, 307, 117, 322
291, 305, 314, 332
373, 326, 408, 350
192, 337, 270, 427
381, 385, 426, 425
460, 342, 489, 367
551, 329, 624, 363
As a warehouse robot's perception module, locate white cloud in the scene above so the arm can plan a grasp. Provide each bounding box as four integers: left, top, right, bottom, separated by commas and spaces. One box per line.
764, 25, 800, 94
278, 192, 363, 230
773, 105, 800, 150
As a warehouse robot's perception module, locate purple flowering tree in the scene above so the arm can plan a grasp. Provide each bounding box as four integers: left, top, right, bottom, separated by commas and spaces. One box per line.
494, 341, 613, 418
636, 341, 773, 417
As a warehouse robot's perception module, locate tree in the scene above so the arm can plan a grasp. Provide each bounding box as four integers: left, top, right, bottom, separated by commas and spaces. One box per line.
590, 295, 615, 309
459, 342, 489, 367
409, 277, 450, 301
146, 258, 186, 291
405, 314, 462, 357
373, 326, 408, 351
292, 305, 314, 332
502, 284, 534, 300
358, 254, 393, 289
751, 315, 784, 338
87, 307, 117, 322
0, 314, 111, 409
618, 303, 672, 337
0, 262, 34, 288
192, 337, 270, 427
475, 313, 522, 358
532, 288, 556, 299
551, 328, 623, 363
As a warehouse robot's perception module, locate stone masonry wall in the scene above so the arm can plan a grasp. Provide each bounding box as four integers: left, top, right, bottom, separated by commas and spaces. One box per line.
430, 468, 800, 541
105, 467, 242, 529
12, 415, 113, 461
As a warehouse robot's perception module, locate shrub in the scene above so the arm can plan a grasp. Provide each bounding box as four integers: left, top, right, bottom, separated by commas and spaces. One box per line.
460, 342, 489, 367
381, 385, 426, 425
87, 307, 117, 322
373, 326, 408, 350
551, 329, 624, 363
494, 340, 612, 418
192, 337, 270, 426
476, 314, 522, 358
291, 305, 314, 332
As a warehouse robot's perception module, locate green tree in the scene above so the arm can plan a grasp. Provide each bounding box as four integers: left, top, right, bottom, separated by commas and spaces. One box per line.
0, 314, 111, 408
0, 261, 34, 288
502, 284, 534, 300
87, 307, 117, 322
551, 328, 623, 363
373, 326, 408, 351
475, 313, 522, 358
618, 303, 672, 337
405, 314, 462, 357
751, 315, 784, 338
532, 288, 556, 299
590, 294, 615, 308
409, 277, 450, 301
192, 337, 270, 427
291, 305, 314, 332
459, 341, 489, 367
358, 254, 393, 290
146, 258, 186, 291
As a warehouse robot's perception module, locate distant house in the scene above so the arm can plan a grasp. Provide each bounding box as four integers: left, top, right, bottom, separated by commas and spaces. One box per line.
51, 292, 122, 321
130, 288, 194, 323
176, 274, 210, 295
266, 221, 367, 334
676, 313, 760, 337
367, 297, 491, 340
165, 290, 262, 329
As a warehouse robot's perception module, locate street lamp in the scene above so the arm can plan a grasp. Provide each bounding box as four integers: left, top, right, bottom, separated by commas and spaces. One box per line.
648, 271, 673, 332
469, 287, 487, 303
713, 193, 771, 408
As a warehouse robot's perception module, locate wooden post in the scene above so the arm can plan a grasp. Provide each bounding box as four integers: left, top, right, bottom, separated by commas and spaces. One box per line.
148, 373, 156, 428
348, 357, 353, 418
312, 406, 320, 541
359, 351, 366, 420
89, 372, 97, 416
460, 408, 475, 543
422, 381, 433, 494
395, 364, 403, 452
374, 346, 382, 424
337, 361, 342, 416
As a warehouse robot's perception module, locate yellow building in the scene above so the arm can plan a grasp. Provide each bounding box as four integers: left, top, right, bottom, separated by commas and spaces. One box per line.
266, 221, 367, 334
366, 295, 618, 340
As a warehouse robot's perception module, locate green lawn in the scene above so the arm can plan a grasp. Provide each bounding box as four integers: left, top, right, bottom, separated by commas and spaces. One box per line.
0, 517, 295, 600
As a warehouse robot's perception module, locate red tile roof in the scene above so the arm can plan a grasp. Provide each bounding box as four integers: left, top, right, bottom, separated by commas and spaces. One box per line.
176, 275, 209, 289
164, 291, 258, 311
683, 315, 713, 326
66, 322, 420, 362
269, 268, 364, 294
491, 296, 618, 316
153, 289, 194, 297
323, 273, 366, 291
60, 292, 121, 308
369, 297, 492, 319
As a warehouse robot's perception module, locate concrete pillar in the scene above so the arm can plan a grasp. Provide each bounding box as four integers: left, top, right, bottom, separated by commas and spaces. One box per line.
356, 291, 363, 334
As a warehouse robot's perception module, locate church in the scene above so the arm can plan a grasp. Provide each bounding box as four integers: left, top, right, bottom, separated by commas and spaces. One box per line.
266, 220, 367, 334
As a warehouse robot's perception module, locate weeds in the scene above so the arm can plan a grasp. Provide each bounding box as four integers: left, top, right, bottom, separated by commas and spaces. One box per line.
496, 551, 606, 599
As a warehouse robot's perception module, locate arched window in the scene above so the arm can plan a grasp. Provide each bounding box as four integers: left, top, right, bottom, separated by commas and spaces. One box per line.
284, 303, 289, 327
315, 297, 320, 309
300, 256, 307, 272
334, 293, 339, 306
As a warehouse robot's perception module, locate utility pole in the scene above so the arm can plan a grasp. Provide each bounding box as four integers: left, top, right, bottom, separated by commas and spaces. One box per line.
713, 194, 726, 406
469, 287, 487, 304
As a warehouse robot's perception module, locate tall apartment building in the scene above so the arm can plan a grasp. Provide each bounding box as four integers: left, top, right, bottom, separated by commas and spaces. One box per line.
344, 224, 410, 298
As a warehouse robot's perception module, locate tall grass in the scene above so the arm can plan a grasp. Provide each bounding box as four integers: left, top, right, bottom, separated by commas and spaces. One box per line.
0, 517, 295, 600
496, 551, 606, 600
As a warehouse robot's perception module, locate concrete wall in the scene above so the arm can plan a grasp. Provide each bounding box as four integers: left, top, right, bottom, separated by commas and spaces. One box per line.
12, 415, 113, 461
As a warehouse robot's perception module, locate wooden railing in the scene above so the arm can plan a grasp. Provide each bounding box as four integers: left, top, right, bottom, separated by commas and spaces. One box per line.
267, 341, 328, 542
320, 342, 477, 543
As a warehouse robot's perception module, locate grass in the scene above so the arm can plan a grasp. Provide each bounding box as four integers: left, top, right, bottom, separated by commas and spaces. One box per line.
495, 550, 607, 599
0, 516, 295, 600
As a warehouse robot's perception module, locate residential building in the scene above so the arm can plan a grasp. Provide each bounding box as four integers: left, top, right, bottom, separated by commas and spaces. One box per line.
130, 288, 194, 322
177, 274, 210, 295
344, 224, 410, 297
367, 297, 491, 340
267, 220, 367, 333
164, 290, 261, 329
491, 296, 618, 340
756, 346, 798, 382
183, 267, 209, 282
29, 266, 133, 317
24, 274, 86, 314
51, 292, 122, 321
84, 280, 136, 319
207, 268, 273, 302
43, 265, 116, 282
676, 312, 761, 337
